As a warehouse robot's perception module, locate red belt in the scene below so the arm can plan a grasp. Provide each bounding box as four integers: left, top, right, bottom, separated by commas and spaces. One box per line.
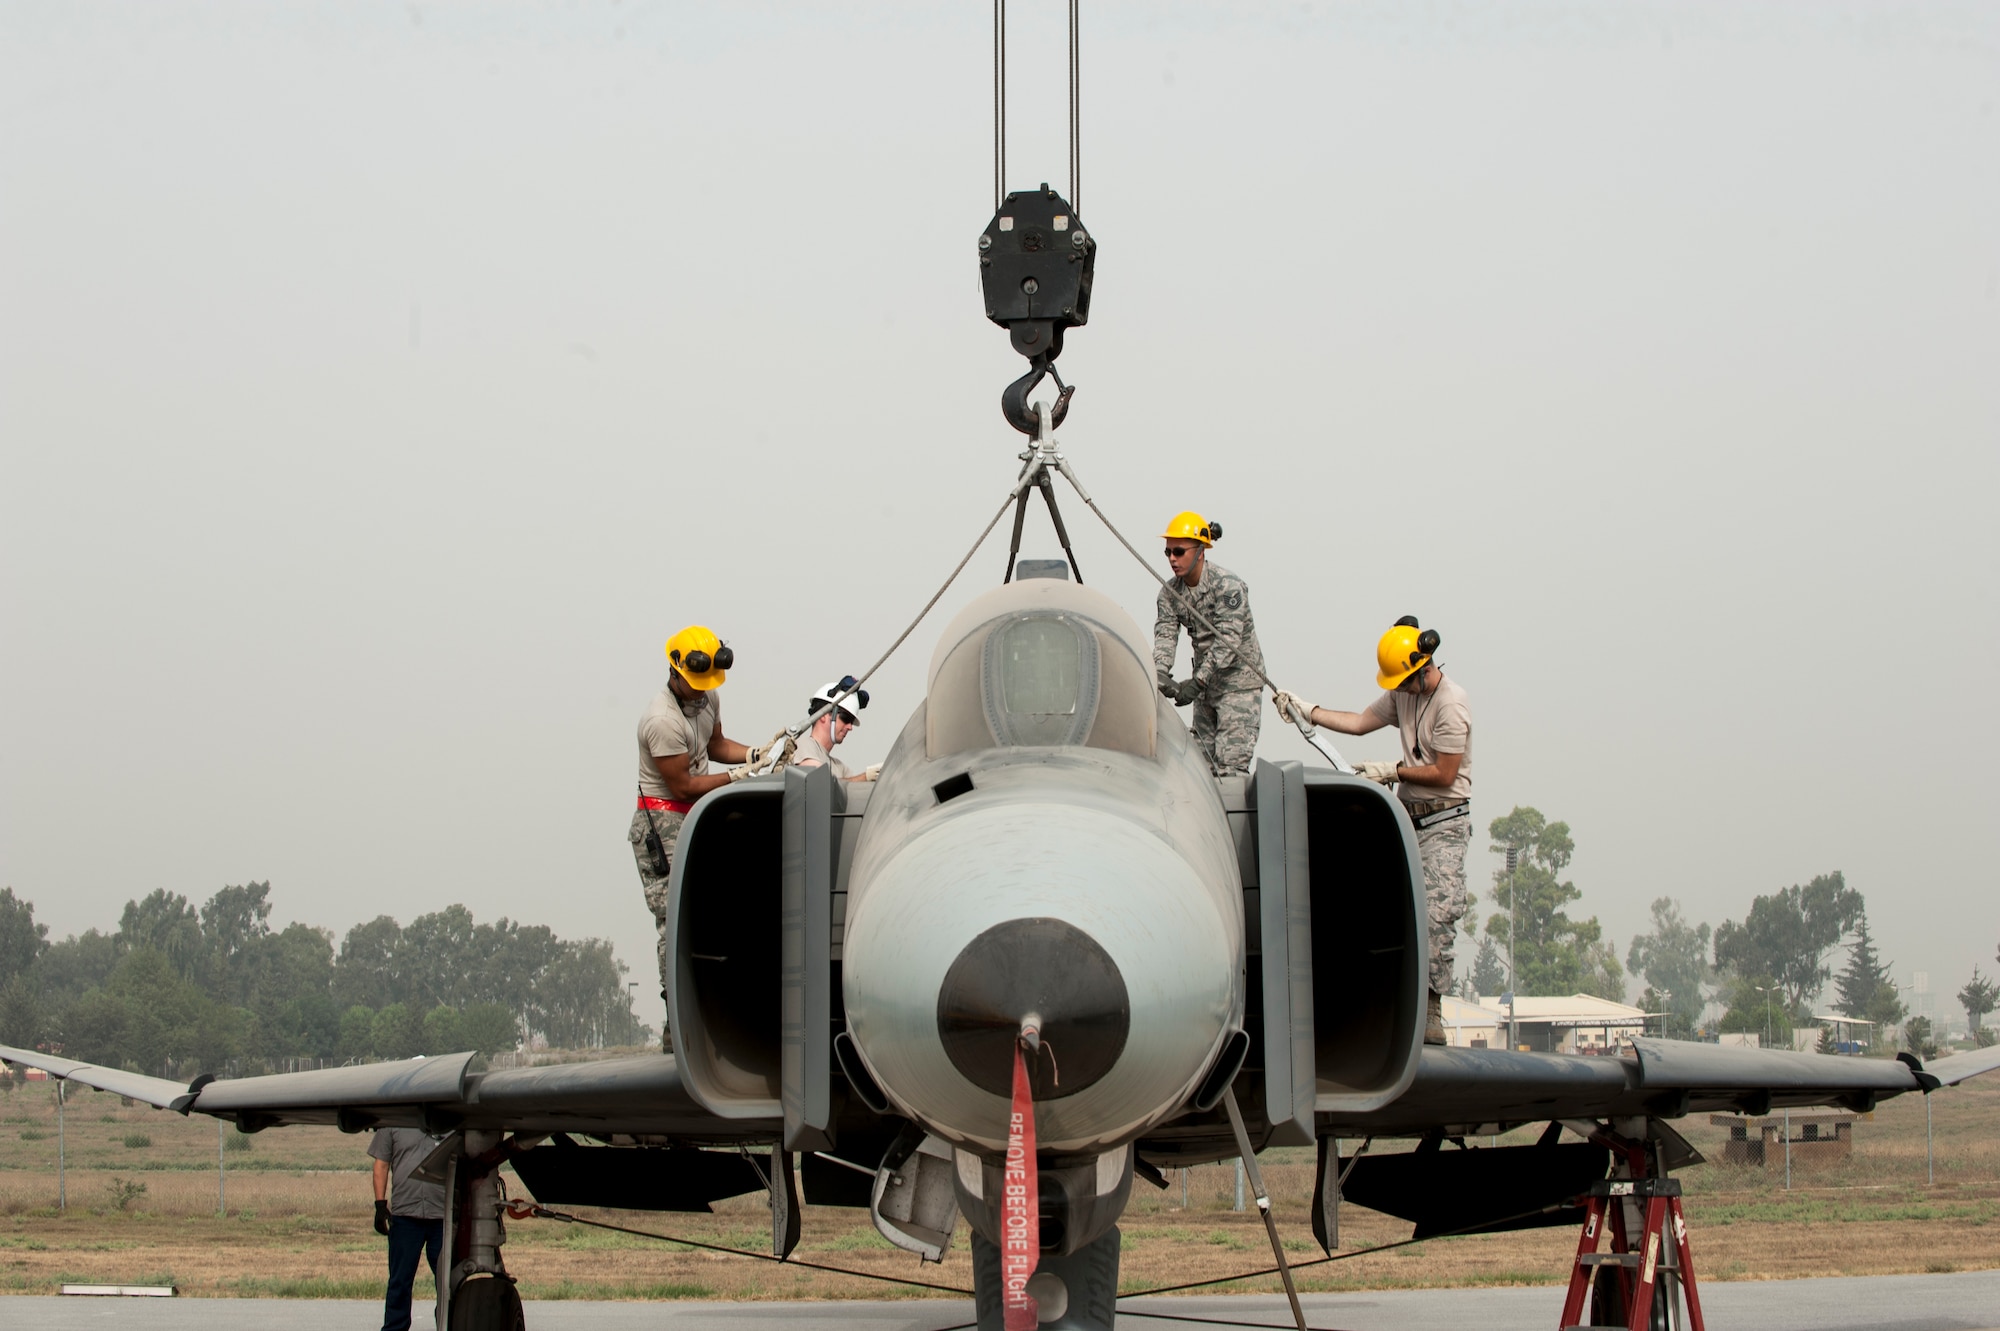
638, 796, 694, 814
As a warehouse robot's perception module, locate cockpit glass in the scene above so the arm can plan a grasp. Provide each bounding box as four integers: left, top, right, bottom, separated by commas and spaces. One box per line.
927, 608, 1156, 759
999, 618, 1081, 715
984, 614, 1097, 747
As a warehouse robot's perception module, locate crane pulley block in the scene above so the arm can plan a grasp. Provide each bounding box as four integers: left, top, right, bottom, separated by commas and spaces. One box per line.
978, 184, 1095, 363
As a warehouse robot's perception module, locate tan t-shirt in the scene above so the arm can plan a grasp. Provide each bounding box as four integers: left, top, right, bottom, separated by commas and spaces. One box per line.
790, 730, 851, 781
636, 685, 720, 799
1362, 672, 1471, 804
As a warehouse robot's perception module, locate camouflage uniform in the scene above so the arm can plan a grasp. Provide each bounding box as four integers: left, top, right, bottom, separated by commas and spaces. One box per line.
627, 807, 685, 995
1414, 817, 1471, 995
1154, 563, 1266, 777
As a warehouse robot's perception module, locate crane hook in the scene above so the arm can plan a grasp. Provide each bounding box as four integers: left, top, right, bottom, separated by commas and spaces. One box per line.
1001, 355, 1075, 436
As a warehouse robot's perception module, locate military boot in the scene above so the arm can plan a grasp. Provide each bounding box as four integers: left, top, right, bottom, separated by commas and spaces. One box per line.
1424, 989, 1446, 1046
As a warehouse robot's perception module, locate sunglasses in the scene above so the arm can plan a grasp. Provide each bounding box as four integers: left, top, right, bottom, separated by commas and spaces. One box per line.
1164, 546, 1194, 558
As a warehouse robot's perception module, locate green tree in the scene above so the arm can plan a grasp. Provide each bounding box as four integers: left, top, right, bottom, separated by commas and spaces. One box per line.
1862, 974, 1906, 1033
0, 888, 50, 986
1716, 974, 1794, 1046
337, 1005, 377, 1061
530, 939, 645, 1048
116, 890, 206, 980
1904, 1015, 1940, 1060
1833, 914, 1895, 1021
1959, 967, 1997, 1034
198, 882, 275, 1004
1626, 898, 1713, 1039
458, 1003, 519, 1056
398, 907, 479, 1010
1712, 871, 1863, 1016
63, 948, 243, 1074
35, 930, 120, 1011
333, 916, 408, 1011
1469, 935, 1505, 997
370, 1003, 423, 1061
421, 1006, 463, 1054
1482, 807, 1624, 1000
0, 976, 45, 1049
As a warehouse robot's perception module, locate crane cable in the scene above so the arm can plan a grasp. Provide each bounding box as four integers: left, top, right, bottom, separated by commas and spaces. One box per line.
992, 0, 1083, 210
1047, 458, 1357, 772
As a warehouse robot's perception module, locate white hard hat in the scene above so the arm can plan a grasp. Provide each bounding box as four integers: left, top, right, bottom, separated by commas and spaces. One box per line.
809, 677, 869, 726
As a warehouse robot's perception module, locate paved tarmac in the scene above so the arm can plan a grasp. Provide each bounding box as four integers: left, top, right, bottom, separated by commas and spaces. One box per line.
8, 1270, 2000, 1330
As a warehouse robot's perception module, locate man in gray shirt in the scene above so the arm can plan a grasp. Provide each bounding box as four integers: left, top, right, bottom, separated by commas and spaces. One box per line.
370, 1126, 450, 1331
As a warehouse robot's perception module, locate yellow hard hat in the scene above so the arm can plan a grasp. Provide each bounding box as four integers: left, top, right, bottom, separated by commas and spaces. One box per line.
665, 624, 732, 691
1162, 511, 1219, 546
1375, 619, 1437, 690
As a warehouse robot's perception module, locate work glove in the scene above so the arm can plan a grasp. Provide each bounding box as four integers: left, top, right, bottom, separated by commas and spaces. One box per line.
1171, 678, 1202, 706
374, 1199, 390, 1236
745, 733, 788, 768
861, 764, 882, 782
726, 763, 756, 782
1271, 691, 1315, 726
1356, 760, 1400, 785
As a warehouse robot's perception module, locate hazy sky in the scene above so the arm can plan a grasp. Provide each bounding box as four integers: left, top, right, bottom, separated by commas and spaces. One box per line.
4, 2, 1996, 1032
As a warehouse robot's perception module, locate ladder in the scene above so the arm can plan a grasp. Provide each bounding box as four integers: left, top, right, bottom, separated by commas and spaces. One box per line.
1558, 1176, 1707, 1331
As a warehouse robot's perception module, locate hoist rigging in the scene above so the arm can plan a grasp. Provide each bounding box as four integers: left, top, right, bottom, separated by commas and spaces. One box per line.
982, 0, 1095, 439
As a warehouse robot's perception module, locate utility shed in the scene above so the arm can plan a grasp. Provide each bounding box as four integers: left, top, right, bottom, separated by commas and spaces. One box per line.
1471, 994, 1648, 1054
1710, 1112, 1860, 1168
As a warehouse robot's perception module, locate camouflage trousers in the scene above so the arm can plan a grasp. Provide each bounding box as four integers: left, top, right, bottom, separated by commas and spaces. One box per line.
1415, 817, 1471, 995
627, 807, 685, 998
1193, 688, 1262, 777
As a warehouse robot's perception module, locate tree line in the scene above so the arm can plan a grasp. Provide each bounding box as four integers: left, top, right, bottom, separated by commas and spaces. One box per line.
0, 884, 650, 1077
1621, 871, 1994, 1055
1454, 806, 1994, 1055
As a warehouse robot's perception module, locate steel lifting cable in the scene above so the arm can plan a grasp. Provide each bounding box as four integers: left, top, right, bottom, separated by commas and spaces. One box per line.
1113, 1199, 1570, 1302
917, 1198, 1574, 1331
1048, 460, 1357, 772
1068, 0, 1081, 211
766, 472, 1030, 750
508, 1202, 974, 1297
993, 0, 1081, 210
993, 0, 1006, 210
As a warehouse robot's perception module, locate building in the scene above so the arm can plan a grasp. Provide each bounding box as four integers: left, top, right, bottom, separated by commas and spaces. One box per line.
1810, 1012, 1877, 1055
1465, 994, 1649, 1054
1436, 995, 1502, 1049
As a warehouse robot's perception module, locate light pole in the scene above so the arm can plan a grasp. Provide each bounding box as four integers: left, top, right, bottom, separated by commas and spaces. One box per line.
1755, 984, 1777, 1049
1657, 988, 1673, 1041
1505, 845, 1519, 1052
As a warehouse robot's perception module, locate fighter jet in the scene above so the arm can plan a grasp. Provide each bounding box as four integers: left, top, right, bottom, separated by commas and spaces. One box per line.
8, 569, 1998, 1331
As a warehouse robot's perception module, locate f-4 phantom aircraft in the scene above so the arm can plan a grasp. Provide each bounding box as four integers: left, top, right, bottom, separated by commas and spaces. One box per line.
8, 571, 2000, 1331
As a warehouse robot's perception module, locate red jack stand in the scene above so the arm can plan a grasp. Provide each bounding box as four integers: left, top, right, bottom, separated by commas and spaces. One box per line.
1558, 1174, 1706, 1330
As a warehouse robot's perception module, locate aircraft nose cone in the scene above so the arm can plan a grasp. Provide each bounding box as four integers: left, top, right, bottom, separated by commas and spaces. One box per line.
936, 917, 1130, 1100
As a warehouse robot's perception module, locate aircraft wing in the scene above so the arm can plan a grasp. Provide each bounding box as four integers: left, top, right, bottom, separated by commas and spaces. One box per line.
1322, 1037, 1982, 1137
0, 1044, 777, 1140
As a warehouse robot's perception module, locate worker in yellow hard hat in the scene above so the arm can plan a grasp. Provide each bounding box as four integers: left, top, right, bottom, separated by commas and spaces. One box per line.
1152, 511, 1266, 776
628, 625, 782, 1048
1272, 617, 1473, 1045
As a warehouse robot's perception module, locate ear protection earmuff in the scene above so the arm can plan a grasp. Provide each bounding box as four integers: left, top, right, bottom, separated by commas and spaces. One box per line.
672, 643, 735, 674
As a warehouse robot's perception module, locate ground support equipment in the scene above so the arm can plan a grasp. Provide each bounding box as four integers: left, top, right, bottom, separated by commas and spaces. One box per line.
1558, 1174, 1705, 1331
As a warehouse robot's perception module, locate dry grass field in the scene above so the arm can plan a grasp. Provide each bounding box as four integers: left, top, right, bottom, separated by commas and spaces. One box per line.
2, 1065, 1996, 1301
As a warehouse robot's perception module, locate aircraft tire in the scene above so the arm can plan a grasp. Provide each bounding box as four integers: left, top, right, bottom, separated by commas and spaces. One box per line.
448, 1275, 526, 1331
